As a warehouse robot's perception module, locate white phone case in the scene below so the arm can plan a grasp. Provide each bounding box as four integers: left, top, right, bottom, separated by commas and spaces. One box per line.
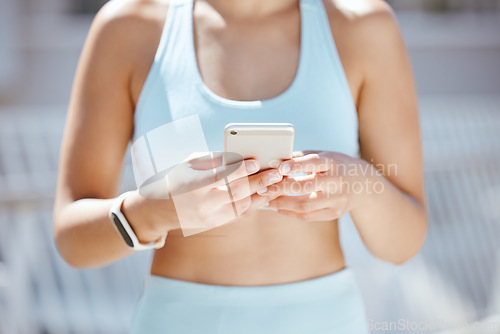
223, 123, 295, 170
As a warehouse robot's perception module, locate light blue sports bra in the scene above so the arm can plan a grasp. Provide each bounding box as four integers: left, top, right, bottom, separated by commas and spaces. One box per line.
130, 0, 359, 187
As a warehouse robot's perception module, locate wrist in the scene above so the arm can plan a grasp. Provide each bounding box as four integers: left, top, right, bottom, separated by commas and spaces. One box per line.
345, 159, 385, 210
121, 190, 175, 244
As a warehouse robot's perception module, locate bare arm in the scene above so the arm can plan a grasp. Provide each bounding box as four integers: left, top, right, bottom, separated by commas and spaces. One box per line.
349, 2, 427, 263
267, 1, 427, 264
53, 1, 172, 268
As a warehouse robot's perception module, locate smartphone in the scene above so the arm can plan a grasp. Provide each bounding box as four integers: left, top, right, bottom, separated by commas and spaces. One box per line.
223, 123, 295, 170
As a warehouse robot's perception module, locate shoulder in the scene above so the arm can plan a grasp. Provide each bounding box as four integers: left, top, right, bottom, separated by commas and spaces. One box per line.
86, 0, 170, 65
94, 0, 169, 31
322, 0, 407, 80
323, 0, 401, 42
323, 0, 397, 26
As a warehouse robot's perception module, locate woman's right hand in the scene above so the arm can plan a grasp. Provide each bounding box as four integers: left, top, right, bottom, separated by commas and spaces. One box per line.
122, 152, 283, 241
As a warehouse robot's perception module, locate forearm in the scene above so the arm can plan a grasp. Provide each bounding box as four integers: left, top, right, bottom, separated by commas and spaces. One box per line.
349, 173, 427, 264
54, 193, 177, 268
54, 198, 134, 268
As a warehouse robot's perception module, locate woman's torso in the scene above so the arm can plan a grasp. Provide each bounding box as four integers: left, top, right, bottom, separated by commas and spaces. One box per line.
128, 0, 363, 286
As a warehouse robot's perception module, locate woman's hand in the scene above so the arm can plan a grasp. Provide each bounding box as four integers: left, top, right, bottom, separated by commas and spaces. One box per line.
123, 152, 283, 239
265, 151, 383, 222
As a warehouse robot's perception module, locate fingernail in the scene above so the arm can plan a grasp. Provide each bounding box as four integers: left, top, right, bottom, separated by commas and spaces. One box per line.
246, 161, 259, 173
257, 187, 268, 194
279, 163, 291, 175
269, 172, 282, 183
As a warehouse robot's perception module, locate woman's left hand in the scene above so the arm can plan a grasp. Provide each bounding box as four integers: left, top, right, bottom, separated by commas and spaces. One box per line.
263, 151, 383, 221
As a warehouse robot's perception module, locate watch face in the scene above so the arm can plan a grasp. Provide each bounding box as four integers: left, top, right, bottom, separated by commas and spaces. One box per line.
111, 213, 134, 248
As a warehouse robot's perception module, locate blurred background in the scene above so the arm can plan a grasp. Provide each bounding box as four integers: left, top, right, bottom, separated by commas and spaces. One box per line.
0, 0, 499, 333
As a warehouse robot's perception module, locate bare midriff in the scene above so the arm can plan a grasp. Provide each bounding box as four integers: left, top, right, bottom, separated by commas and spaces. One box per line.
150, 209, 345, 286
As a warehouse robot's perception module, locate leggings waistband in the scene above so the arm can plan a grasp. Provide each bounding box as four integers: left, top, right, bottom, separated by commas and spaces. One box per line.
142, 267, 358, 305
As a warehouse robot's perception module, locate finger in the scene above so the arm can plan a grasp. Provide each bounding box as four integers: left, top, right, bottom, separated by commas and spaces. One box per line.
268, 192, 332, 212
216, 192, 268, 218
274, 207, 341, 222
217, 195, 251, 219
239, 193, 271, 218
214, 158, 260, 181
209, 169, 282, 203
185, 152, 221, 170
278, 153, 331, 176
188, 151, 239, 170
247, 169, 283, 196
207, 159, 261, 190
165, 155, 259, 198
188, 153, 260, 185
267, 173, 329, 196
292, 150, 321, 158
181, 198, 246, 234
228, 169, 283, 202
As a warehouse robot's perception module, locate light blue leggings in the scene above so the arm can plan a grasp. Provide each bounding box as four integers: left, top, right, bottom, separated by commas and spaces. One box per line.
130, 268, 368, 334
